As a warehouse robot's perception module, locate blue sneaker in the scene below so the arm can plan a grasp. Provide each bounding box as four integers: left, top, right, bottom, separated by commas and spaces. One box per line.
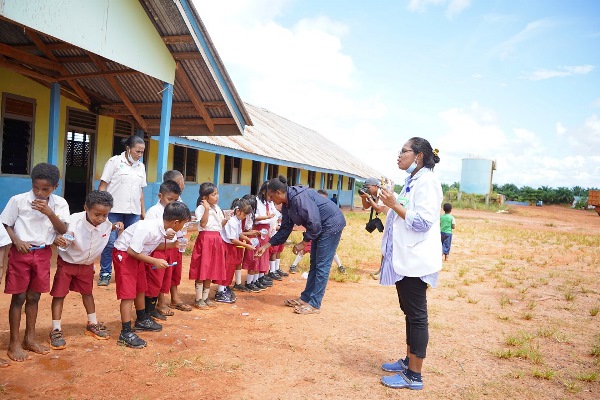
381, 372, 423, 390
381, 358, 408, 372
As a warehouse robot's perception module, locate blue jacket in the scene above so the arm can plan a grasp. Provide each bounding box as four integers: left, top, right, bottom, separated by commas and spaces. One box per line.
269, 186, 346, 246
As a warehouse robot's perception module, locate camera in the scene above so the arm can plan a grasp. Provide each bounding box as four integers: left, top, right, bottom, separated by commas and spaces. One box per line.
365, 216, 384, 233
358, 186, 369, 196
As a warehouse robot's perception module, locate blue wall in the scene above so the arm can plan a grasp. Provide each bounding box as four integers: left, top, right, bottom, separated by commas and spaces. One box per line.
0, 177, 65, 210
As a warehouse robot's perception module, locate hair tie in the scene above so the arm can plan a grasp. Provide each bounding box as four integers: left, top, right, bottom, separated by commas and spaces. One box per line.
433, 148, 439, 157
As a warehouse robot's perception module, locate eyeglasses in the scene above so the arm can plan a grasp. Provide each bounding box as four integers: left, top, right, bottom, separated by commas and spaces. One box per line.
398, 149, 414, 156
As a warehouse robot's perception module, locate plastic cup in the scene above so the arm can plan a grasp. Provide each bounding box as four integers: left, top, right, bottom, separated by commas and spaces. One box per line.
58, 234, 74, 252
260, 228, 268, 240
250, 238, 259, 248
177, 237, 188, 253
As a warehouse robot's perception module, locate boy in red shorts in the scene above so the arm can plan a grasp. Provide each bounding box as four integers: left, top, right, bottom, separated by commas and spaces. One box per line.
144, 180, 182, 320
112, 201, 190, 348
0, 163, 69, 362
48, 191, 124, 350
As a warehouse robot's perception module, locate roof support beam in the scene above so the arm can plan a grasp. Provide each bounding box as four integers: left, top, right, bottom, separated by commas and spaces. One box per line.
0, 55, 56, 82
87, 52, 148, 131
172, 52, 202, 61
0, 42, 62, 71
174, 62, 214, 132
98, 101, 226, 115
58, 69, 138, 80
146, 118, 234, 127
162, 35, 195, 44
24, 30, 91, 105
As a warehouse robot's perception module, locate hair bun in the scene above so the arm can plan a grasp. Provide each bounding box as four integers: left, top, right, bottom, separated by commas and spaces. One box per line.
433, 155, 440, 164
278, 175, 287, 184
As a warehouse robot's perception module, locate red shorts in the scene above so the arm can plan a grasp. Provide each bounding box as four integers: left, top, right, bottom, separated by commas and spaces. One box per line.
145, 248, 177, 297
269, 243, 285, 254
50, 257, 94, 297
171, 249, 183, 287
5, 245, 52, 294
112, 249, 147, 300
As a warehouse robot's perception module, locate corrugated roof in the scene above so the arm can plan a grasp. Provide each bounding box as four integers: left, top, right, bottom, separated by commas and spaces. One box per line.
182, 103, 383, 180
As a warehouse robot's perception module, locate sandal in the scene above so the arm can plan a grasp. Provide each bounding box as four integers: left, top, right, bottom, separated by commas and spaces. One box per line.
293, 304, 320, 314
157, 307, 174, 316
284, 298, 306, 307
169, 302, 192, 312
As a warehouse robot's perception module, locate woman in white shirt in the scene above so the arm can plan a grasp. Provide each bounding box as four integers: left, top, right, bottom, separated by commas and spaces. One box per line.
378, 137, 443, 391
97, 135, 147, 286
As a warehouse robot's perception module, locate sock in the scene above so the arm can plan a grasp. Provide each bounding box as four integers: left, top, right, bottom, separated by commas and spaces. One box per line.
136, 309, 146, 321
276, 259, 281, 270
121, 321, 132, 333
269, 260, 276, 273
246, 274, 254, 285
52, 320, 61, 331
202, 288, 210, 301
292, 254, 302, 266
333, 254, 341, 267
235, 270, 242, 285
406, 368, 422, 382
195, 282, 203, 301
148, 297, 158, 312
259, 272, 265, 278
217, 285, 226, 292
87, 313, 98, 325
252, 274, 260, 283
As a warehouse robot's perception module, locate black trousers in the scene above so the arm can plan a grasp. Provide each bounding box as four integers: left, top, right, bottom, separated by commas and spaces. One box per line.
396, 277, 429, 359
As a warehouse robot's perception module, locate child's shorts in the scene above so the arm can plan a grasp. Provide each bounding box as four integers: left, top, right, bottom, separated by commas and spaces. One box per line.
4, 245, 52, 294
50, 257, 94, 297
171, 249, 183, 287
145, 248, 176, 297
113, 249, 147, 300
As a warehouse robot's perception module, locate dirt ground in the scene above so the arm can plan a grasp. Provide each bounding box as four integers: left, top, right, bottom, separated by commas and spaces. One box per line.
0, 205, 598, 399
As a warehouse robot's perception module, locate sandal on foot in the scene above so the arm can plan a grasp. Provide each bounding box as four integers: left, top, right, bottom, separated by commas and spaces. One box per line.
284, 298, 306, 307
293, 304, 320, 314
157, 307, 174, 316
169, 302, 192, 312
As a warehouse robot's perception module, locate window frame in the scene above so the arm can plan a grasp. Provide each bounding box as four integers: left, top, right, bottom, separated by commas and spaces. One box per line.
0, 92, 36, 176
223, 155, 242, 184
307, 170, 316, 188
172, 145, 198, 183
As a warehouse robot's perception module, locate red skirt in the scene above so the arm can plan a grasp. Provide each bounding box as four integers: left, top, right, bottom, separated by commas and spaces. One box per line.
269, 243, 285, 254
215, 243, 243, 286
242, 228, 270, 272
189, 231, 226, 281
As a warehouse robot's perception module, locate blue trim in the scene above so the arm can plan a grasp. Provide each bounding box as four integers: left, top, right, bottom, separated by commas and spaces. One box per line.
156, 136, 366, 180
262, 162, 268, 182
320, 174, 325, 189
178, 0, 248, 130
213, 153, 221, 185
350, 178, 356, 209
157, 82, 173, 179
48, 82, 60, 165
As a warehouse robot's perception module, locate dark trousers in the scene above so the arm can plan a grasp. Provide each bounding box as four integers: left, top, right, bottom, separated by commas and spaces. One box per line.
396, 277, 429, 359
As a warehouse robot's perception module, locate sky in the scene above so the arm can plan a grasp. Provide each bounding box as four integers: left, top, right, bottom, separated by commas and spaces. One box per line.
194, 0, 600, 189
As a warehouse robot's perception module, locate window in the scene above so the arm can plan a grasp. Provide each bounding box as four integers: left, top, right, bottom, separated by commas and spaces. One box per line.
307, 170, 316, 188
339, 175, 344, 189
1, 94, 35, 175
267, 164, 279, 180
224, 155, 241, 184
327, 173, 334, 190
347, 177, 355, 190
173, 145, 198, 182
286, 167, 299, 185
112, 120, 149, 172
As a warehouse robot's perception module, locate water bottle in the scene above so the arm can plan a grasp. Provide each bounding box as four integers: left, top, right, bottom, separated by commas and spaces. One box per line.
58, 234, 74, 252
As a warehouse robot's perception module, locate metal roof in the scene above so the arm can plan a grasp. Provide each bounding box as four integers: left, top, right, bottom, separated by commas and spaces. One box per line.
181, 103, 384, 180
0, 0, 251, 136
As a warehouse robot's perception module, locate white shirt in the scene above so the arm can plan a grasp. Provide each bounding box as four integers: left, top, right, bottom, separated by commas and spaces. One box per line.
244, 215, 253, 231
145, 202, 164, 220
100, 152, 147, 214
195, 204, 223, 232
382, 169, 443, 277
114, 218, 167, 255
0, 190, 70, 246
269, 201, 281, 235
0, 224, 11, 247
60, 211, 113, 265
254, 197, 273, 226
221, 216, 243, 244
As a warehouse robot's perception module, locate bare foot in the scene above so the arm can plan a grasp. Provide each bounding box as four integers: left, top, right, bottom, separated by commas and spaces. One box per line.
7, 343, 31, 362
22, 339, 50, 355
0, 357, 11, 367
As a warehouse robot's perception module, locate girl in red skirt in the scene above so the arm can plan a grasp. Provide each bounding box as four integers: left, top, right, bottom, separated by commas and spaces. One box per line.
189, 183, 227, 310
268, 202, 288, 280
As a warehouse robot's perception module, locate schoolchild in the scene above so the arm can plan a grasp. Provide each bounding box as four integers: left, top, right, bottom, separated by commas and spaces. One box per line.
242, 182, 275, 291
267, 201, 289, 280
48, 191, 123, 350
0, 224, 12, 366
214, 198, 256, 303
1, 163, 69, 362
162, 170, 192, 312
144, 180, 182, 320
233, 194, 259, 292
189, 183, 227, 309
112, 202, 190, 348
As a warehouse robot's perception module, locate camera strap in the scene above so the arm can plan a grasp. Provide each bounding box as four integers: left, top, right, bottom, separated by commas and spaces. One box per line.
368, 207, 375, 223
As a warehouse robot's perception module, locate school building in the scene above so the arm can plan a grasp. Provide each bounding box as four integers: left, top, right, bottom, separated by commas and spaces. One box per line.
0, 0, 381, 214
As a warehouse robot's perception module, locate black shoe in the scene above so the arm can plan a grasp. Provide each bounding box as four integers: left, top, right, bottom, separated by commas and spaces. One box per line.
117, 331, 146, 349
268, 272, 282, 281
337, 265, 347, 274
134, 318, 162, 332
97, 274, 111, 286
49, 329, 66, 350
262, 274, 273, 282
276, 269, 289, 277
245, 283, 260, 293
289, 265, 298, 274
233, 283, 250, 292
258, 277, 273, 287
215, 290, 235, 304
225, 287, 237, 301
254, 280, 267, 291
149, 309, 167, 321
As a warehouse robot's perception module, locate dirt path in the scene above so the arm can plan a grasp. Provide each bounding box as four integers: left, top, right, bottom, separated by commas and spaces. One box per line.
0, 205, 598, 399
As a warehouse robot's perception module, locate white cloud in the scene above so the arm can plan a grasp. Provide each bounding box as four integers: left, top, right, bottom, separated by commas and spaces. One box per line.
592, 98, 600, 108
407, 0, 471, 18
555, 122, 566, 136
494, 19, 554, 60
525, 65, 595, 80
